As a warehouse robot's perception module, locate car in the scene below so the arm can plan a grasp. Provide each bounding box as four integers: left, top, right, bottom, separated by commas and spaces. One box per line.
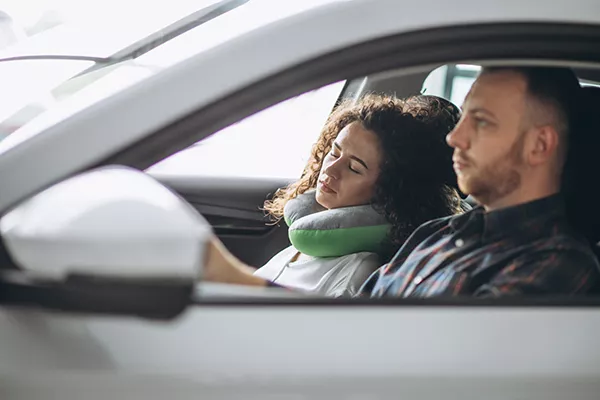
1, 0, 600, 398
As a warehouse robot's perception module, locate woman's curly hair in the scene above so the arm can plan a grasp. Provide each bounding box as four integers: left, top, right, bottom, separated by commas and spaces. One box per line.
264, 93, 464, 261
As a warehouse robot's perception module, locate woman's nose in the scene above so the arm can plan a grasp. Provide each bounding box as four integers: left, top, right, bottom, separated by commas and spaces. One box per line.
323, 159, 341, 180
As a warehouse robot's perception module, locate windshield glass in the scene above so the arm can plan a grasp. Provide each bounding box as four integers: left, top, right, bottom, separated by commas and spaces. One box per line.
0, 0, 339, 149
0, 0, 244, 144
0, 1, 222, 56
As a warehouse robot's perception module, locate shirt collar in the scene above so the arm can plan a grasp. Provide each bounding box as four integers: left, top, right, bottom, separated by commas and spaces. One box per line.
449, 194, 566, 239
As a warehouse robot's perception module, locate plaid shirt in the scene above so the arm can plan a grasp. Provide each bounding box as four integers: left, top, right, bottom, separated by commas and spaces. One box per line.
360, 194, 600, 297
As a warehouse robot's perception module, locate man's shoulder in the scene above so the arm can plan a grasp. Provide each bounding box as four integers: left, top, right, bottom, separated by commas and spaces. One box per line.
531, 231, 598, 260
510, 229, 600, 288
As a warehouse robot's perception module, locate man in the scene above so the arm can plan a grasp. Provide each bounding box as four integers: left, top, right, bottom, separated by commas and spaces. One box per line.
204, 66, 600, 297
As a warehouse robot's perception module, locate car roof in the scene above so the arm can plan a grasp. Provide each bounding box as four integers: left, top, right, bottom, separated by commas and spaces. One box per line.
0, 0, 599, 212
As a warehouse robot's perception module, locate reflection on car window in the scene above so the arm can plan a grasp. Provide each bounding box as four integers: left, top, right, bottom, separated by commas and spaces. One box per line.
148, 81, 346, 180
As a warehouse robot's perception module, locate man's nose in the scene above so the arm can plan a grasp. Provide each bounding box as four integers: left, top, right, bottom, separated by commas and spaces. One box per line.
446, 117, 470, 151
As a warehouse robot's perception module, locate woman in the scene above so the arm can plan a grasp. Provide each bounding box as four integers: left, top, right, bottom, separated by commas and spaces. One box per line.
207, 94, 465, 296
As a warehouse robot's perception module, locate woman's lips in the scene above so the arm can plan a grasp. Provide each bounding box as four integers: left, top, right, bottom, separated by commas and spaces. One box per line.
318, 180, 337, 194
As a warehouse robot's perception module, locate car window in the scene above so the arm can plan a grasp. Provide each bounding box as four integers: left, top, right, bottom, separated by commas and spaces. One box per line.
422, 64, 600, 107
148, 81, 346, 180
421, 64, 480, 106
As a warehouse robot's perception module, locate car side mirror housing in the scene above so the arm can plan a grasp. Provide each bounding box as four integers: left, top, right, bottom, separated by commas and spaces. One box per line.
0, 166, 212, 318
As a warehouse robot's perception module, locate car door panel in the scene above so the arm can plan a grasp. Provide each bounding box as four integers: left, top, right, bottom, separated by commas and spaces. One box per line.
152, 174, 293, 267
1, 304, 600, 399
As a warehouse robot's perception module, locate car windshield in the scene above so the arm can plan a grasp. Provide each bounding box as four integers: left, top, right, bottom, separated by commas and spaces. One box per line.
0, 1, 228, 57
0, 0, 250, 143
0, 0, 337, 148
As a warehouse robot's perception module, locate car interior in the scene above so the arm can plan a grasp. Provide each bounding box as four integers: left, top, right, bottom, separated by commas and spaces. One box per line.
146, 62, 600, 275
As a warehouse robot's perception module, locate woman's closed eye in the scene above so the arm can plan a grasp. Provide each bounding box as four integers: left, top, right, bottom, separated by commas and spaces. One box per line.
473, 117, 491, 129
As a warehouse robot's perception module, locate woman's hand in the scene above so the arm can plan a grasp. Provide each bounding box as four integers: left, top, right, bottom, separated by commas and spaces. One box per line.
202, 237, 268, 286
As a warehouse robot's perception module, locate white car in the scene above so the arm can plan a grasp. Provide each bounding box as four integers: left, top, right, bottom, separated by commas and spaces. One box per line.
1, 0, 600, 399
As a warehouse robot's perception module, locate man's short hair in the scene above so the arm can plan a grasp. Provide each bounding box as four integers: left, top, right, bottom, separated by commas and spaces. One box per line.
480, 66, 580, 135
480, 66, 581, 166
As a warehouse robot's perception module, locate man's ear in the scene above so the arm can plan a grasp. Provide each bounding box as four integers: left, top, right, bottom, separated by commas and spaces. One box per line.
527, 126, 559, 166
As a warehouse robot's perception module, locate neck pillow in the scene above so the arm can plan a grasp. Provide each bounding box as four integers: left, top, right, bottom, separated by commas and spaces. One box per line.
283, 190, 390, 258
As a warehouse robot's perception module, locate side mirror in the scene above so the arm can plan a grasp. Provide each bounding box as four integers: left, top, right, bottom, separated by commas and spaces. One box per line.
0, 166, 212, 318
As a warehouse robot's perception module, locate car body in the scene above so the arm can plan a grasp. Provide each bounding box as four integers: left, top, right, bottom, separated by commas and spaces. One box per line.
1, 0, 600, 399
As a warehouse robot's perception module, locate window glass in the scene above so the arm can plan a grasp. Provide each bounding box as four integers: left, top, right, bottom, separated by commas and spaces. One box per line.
450, 76, 476, 106
422, 64, 480, 106
148, 81, 346, 179
423, 64, 600, 107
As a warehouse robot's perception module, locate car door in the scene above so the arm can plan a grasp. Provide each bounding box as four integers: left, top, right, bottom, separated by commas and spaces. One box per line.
2, 2, 600, 399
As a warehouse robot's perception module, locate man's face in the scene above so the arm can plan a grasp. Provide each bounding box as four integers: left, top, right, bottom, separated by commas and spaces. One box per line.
446, 71, 530, 206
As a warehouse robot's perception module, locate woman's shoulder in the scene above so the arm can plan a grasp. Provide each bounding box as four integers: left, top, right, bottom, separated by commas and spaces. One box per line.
330, 252, 382, 281
338, 251, 380, 264
321, 252, 382, 297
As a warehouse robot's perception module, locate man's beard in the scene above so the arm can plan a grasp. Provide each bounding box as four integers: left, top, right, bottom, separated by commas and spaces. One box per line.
458, 133, 526, 206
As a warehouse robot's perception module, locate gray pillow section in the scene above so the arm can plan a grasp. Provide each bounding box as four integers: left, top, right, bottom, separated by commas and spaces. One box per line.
284, 189, 325, 224
284, 190, 388, 231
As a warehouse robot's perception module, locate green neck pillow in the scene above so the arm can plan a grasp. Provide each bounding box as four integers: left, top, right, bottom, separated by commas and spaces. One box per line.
283, 190, 390, 258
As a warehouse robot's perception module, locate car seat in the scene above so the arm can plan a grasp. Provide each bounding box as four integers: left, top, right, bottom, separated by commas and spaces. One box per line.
564, 85, 600, 293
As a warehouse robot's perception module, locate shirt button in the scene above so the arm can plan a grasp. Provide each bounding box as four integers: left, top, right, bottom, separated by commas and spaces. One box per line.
413, 276, 423, 285
455, 238, 465, 248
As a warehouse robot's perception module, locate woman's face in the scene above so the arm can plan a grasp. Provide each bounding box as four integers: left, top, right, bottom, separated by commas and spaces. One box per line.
316, 122, 382, 209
